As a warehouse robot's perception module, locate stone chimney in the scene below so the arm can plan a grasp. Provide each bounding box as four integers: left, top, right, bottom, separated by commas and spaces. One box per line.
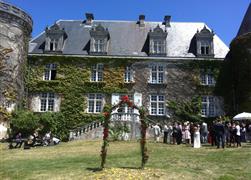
138, 15, 145, 27
85, 13, 94, 25
163, 15, 171, 27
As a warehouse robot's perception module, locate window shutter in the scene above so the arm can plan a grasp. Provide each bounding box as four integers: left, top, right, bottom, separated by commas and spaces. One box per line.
134, 92, 142, 107
31, 94, 40, 112
111, 93, 120, 105
147, 64, 151, 83
133, 93, 142, 116
54, 94, 61, 112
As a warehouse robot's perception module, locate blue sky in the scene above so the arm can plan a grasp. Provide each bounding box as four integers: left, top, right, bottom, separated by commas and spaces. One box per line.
4, 0, 250, 46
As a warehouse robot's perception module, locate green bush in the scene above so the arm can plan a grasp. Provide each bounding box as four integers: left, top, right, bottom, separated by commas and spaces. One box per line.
10, 111, 69, 141
10, 110, 40, 138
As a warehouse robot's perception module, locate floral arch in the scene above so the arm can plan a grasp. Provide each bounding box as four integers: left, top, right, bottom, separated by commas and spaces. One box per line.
100, 95, 149, 169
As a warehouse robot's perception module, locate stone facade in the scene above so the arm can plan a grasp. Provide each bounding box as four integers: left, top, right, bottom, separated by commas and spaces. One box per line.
28, 14, 228, 139
0, 2, 32, 139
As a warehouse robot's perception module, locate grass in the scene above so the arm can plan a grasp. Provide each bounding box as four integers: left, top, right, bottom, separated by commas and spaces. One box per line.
0, 140, 251, 179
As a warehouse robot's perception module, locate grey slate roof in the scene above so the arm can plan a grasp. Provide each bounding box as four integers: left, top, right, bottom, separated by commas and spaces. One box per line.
29, 20, 229, 58
238, 3, 251, 37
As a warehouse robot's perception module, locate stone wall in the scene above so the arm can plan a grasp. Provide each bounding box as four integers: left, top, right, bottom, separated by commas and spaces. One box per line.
0, 2, 32, 139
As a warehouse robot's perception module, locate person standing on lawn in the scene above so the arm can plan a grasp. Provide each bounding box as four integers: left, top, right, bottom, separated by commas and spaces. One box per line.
215, 120, 225, 149
193, 124, 201, 148
184, 122, 191, 144
163, 124, 169, 144
153, 124, 161, 142
235, 122, 241, 147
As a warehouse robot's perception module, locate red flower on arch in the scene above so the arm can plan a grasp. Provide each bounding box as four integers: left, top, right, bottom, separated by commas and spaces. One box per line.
121, 95, 129, 102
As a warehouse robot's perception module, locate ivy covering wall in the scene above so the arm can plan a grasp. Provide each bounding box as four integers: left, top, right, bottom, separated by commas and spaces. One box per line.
168, 60, 223, 122
11, 55, 224, 140
24, 55, 140, 140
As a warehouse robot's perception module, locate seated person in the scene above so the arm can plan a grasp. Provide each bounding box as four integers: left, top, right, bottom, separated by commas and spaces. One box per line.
14, 132, 23, 148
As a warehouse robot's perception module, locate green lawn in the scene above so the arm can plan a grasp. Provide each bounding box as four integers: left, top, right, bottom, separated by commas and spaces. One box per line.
0, 140, 251, 180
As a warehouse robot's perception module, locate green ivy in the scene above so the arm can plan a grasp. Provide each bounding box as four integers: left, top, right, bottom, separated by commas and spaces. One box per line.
167, 96, 202, 122
23, 55, 224, 138
23, 55, 140, 139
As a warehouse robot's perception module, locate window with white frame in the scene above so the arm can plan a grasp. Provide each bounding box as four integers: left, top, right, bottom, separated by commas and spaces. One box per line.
40, 93, 55, 112
200, 73, 215, 85
91, 64, 104, 82
49, 39, 58, 51
201, 96, 215, 117
150, 95, 165, 115
87, 94, 103, 113
124, 66, 133, 83
153, 40, 165, 54
200, 41, 210, 55
94, 39, 105, 53
150, 64, 164, 84
44, 64, 57, 80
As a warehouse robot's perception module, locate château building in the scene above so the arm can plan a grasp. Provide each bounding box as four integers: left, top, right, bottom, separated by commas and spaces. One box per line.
28, 13, 229, 139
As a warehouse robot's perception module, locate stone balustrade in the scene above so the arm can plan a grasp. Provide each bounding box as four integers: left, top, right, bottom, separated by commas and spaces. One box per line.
110, 112, 140, 122
69, 121, 103, 140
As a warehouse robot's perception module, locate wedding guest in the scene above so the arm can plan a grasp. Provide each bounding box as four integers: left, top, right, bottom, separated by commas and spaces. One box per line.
241, 123, 246, 142
163, 124, 169, 144
153, 124, 161, 142
215, 120, 225, 149
235, 122, 241, 147
193, 124, 201, 148
200, 122, 208, 144
184, 122, 191, 144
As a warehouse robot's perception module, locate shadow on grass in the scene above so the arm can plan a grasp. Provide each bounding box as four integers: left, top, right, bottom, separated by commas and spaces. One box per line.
86, 167, 102, 172
86, 166, 142, 172
120, 166, 142, 170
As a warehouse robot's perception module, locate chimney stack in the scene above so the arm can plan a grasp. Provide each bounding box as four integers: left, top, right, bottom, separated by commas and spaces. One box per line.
163, 15, 171, 27
85, 13, 94, 25
138, 15, 145, 27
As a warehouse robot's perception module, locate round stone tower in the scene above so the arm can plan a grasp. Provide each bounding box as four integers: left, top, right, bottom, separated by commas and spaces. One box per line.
0, 2, 32, 138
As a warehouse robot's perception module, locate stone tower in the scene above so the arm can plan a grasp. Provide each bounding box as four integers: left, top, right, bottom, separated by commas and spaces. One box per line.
0, 1, 32, 138
237, 3, 251, 36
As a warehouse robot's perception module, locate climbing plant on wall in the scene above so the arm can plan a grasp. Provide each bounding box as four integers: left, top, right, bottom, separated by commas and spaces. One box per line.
25, 55, 139, 140
100, 95, 148, 169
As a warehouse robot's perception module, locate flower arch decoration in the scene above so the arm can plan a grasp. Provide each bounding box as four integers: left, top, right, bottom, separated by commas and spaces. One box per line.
100, 95, 149, 169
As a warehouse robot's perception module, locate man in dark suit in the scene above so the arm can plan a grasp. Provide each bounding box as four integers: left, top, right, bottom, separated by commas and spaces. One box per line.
215, 120, 225, 149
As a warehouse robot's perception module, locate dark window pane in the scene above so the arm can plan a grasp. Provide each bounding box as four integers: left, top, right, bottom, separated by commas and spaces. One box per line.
51, 70, 57, 80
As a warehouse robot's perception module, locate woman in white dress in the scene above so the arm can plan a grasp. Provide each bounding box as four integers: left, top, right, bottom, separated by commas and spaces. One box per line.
193, 125, 201, 148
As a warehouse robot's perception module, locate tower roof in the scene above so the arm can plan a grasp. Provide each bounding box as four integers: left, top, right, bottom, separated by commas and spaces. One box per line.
237, 3, 251, 36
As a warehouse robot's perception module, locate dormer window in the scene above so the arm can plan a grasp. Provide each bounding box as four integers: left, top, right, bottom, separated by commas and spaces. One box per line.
94, 39, 105, 53
148, 25, 167, 56
90, 24, 109, 55
153, 40, 165, 54
200, 41, 210, 55
44, 23, 67, 53
195, 26, 214, 57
